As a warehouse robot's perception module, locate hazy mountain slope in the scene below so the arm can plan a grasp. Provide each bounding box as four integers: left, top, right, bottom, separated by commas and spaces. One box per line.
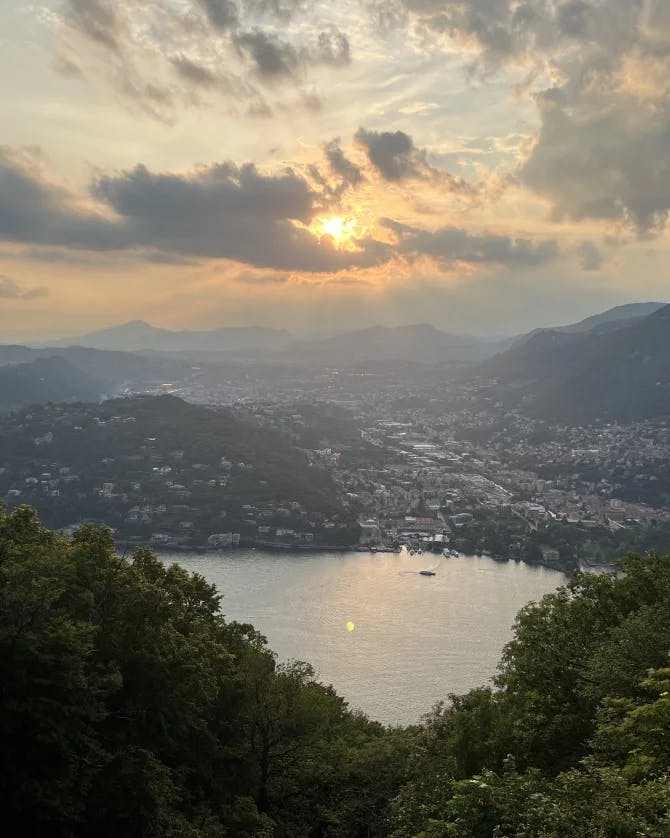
280, 323, 495, 365
502, 301, 668, 353
476, 304, 670, 422
0, 345, 205, 391
560, 302, 666, 334
44, 321, 292, 353
474, 328, 593, 385
0, 357, 104, 413
534, 304, 670, 422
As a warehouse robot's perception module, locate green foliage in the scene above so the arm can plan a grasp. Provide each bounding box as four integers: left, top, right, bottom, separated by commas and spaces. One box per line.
0, 506, 407, 836
390, 552, 670, 836
4, 505, 670, 836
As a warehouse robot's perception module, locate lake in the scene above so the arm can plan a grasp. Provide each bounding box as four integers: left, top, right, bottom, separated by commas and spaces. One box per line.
164, 549, 566, 726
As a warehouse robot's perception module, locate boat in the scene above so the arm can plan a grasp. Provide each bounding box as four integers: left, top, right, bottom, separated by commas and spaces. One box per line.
419, 570, 436, 576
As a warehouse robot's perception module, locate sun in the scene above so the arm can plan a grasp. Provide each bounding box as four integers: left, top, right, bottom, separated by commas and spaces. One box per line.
322, 216, 346, 241
317, 215, 357, 246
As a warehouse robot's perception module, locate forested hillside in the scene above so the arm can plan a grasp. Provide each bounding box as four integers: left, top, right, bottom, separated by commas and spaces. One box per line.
0, 356, 103, 412
0, 396, 358, 545
2, 507, 670, 836
476, 303, 670, 423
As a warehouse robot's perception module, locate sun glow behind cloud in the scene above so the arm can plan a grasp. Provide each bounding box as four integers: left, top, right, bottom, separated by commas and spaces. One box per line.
2, 0, 669, 338
317, 215, 359, 247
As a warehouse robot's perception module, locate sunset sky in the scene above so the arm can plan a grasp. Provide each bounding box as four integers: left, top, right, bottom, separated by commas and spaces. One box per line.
1, 0, 669, 340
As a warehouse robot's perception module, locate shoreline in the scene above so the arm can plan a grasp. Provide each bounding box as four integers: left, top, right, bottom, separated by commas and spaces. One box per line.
117, 539, 400, 555
114, 539, 608, 574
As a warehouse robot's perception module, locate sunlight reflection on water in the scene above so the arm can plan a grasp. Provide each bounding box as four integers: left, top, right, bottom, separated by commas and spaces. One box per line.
166, 549, 566, 725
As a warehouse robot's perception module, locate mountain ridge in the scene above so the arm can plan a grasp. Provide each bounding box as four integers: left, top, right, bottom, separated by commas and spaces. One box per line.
42, 321, 293, 353
475, 303, 670, 422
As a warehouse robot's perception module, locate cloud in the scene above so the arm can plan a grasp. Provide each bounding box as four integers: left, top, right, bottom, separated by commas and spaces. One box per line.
233, 270, 291, 284
315, 28, 351, 67
520, 82, 670, 233
234, 29, 301, 78
354, 127, 478, 199
382, 219, 559, 268
0, 149, 390, 273
244, 1, 307, 22
0, 275, 50, 300
0, 148, 127, 250
196, 0, 239, 31
393, 1, 670, 234
91, 161, 390, 270
324, 138, 364, 188
355, 127, 419, 181
170, 55, 219, 87
63, 0, 123, 54
577, 241, 604, 271
0, 144, 559, 275
234, 25, 351, 79
58, 0, 353, 116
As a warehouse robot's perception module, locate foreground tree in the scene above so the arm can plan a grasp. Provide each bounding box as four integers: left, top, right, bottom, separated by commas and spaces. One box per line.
0, 506, 408, 836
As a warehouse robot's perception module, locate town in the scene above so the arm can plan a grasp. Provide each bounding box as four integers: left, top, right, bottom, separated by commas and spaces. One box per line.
2, 364, 669, 571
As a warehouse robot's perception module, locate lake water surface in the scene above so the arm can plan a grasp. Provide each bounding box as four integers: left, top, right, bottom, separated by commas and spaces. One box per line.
166, 549, 566, 725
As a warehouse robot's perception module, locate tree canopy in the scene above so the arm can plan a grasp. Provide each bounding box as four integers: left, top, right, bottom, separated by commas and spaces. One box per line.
2, 505, 670, 836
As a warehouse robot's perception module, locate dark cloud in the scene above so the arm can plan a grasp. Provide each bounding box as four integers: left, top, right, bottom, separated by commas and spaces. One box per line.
244, 1, 306, 22
324, 138, 364, 187
0, 275, 50, 300
234, 29, 300, 78
0, 148, 127, 250
170, 55, 219, 87
63, 0, 123, 54
234, 26, 351, 80
355, 127, 476, 198
196, 0, 239, 31
91, 162, 391, 270
557, 1, 592, 37
382, 219, 559, 268
520, 85, 670, 232
0, 149, 389, 273
316, 28, 351, 67
578, 241, 604, 271
355, 127, 421, 181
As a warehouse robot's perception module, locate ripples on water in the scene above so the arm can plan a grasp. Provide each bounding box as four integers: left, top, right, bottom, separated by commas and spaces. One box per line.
166, 549, 566, 726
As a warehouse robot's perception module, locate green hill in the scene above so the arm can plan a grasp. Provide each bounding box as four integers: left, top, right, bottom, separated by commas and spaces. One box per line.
0, 395, 354, 542
0, 356, 103, 412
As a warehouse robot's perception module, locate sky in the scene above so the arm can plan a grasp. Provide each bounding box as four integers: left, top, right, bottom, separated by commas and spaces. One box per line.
1, 0, 669, 340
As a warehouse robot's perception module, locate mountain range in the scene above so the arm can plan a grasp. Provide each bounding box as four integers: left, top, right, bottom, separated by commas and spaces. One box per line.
277, 323, 497, 365
41, 303, 666, 367
0, 301, 667, 420
41, 320, 494, 364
